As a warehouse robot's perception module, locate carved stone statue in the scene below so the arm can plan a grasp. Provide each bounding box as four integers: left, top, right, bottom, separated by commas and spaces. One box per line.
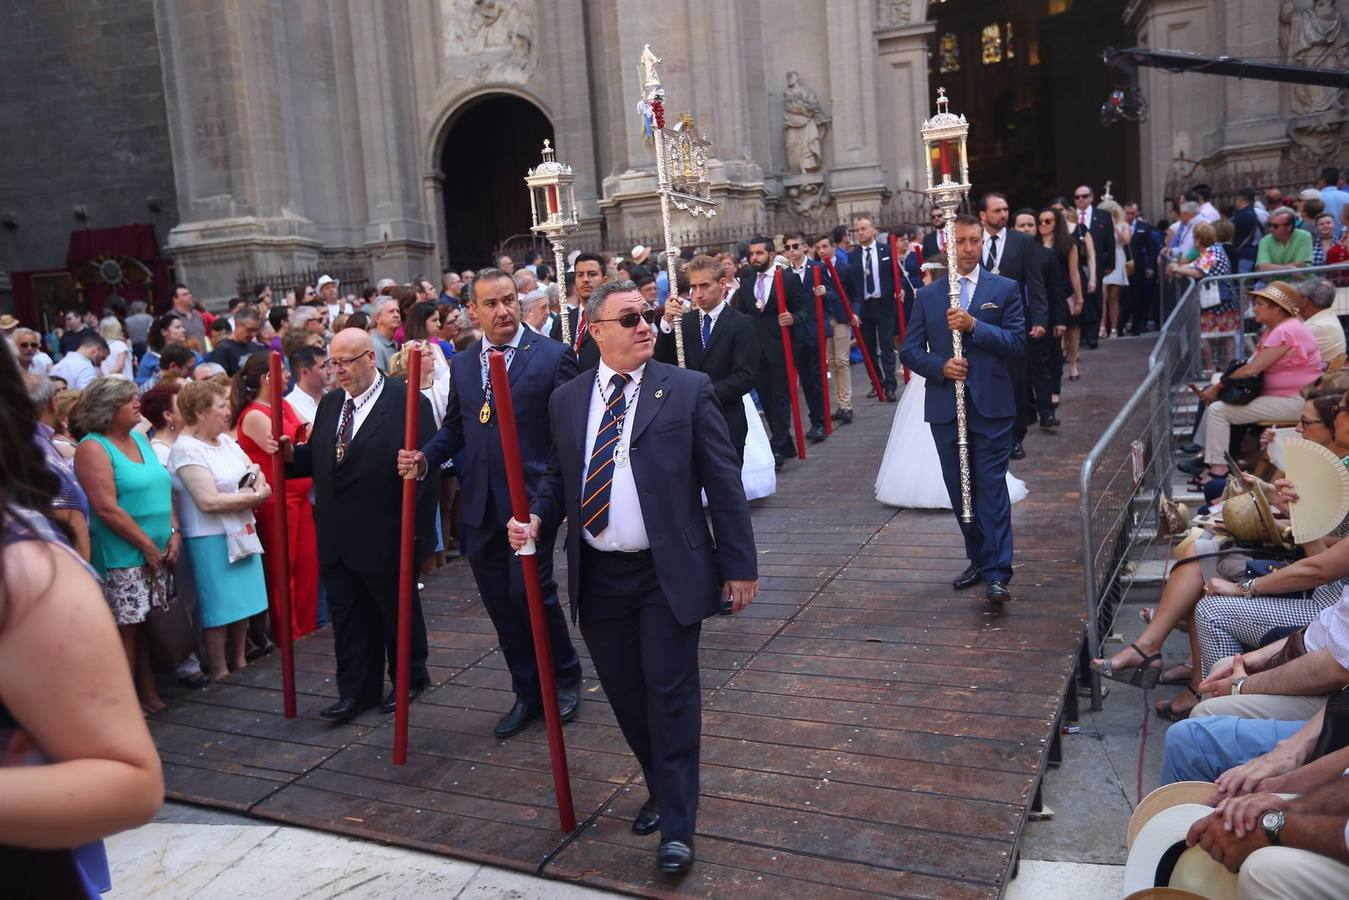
783, 71, 830, 175
1279, 0, 1349, 161
443, 0, 535, 81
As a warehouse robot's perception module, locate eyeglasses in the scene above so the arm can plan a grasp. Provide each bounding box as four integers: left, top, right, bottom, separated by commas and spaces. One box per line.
330, 349, 373, 370
1037, 218, 1055, 225
17, 342, 39, 349
1075, 193, 1091, 199
1300, 416, 1328, 428
784, 242, 803, 250
592, 309, 660, 328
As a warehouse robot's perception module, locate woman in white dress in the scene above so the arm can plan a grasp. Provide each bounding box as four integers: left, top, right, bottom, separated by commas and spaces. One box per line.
875, 374, 1027, 509
1099, 198, 1130, 340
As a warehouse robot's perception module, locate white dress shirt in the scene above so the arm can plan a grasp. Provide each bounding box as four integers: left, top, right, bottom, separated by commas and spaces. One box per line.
338, 371, 384, 441
955, 264, 981, 309
581, 360, 649, 551
480, 323, 525, 387
659, 298, 726, 337
50, 351, 98, 389
982, 227, 1007, 273
859, 242, 882, 298
1304, 586, 1349, 669
285, 385, 321, 425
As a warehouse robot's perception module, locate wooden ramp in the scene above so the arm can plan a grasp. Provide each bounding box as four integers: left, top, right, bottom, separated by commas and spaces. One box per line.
150, 341, 1145, 898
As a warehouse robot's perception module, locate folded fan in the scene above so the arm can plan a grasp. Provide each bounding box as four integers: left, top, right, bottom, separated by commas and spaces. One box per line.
1284, 437, 1349, 543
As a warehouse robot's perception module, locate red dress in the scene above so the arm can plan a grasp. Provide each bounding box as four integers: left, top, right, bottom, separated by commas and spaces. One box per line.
238, 399, 319, 640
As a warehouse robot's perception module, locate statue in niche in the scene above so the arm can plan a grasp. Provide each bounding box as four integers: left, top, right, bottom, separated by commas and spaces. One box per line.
443, 0, 535, 78
783, 71, 830, 175
1279, 0, 1349, 161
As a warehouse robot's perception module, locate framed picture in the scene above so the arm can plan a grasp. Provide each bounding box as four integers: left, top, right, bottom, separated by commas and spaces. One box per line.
28, 271, 77, 334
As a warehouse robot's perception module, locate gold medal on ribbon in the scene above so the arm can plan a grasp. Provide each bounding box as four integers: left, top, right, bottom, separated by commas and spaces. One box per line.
479, 400, 492, 424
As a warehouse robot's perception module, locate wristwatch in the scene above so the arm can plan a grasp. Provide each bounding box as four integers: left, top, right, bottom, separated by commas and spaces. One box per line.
1231, 676, 1249, 696
1260, 809, 1285, 845
1239, 576, 1258, 597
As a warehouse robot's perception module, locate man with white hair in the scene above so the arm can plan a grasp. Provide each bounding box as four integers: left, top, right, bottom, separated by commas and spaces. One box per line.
1295, 278, 1345, 363
521, 292, 551, 334
1257, 207, 1314, 272
192, 362, 226, 381
13, 327, 52, 375
371, 296, 401, 373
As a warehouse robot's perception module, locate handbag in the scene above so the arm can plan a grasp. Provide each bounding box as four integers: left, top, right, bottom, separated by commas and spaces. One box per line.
221, 510, 264, 563
1216, 357, 1263, 405
1198, 279, 1222, 310
144, 568, 195, 671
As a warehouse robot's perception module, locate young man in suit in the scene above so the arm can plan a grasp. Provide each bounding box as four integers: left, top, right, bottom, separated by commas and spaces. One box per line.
398, 269, 583, 739
550, 251, 605, 371
1074, 184, 1115, 348
655, 255, 759, 463
813, 233, 861, 424
1124, 201, 1162, 333
511, 280, 757, 875
732, 235, 810, 466
285, 327, 439, 721
922, 206, 948, 265
846, 216, 900, 401
900, 215, 1026, 604
978, 192, 1052, 456
784, 229, 838, 442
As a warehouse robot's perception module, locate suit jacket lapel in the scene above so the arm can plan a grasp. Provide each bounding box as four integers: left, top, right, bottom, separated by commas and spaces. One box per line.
571, 365, 597, 471
628, 362, 670, 444
508, 328, 539, 386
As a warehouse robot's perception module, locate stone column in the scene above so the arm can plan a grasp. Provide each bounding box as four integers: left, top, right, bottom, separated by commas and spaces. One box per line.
877, 18, 937, 213
825, 0, 889, 217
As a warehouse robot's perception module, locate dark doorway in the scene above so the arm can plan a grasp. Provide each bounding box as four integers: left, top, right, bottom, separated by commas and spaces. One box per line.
927, 0, 1137, 211
440, 95, 553, 269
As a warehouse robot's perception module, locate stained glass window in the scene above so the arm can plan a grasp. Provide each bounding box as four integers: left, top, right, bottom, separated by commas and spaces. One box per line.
1005, 21, 1015, 59
939, 33, 960, 73
981, 24, 1003, 65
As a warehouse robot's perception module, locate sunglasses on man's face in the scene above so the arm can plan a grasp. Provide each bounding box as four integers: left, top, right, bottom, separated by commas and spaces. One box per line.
785, 242, 803, 250
18, 342, 39, 350
594, 309, 660, 328
1075, 193, 1091, 199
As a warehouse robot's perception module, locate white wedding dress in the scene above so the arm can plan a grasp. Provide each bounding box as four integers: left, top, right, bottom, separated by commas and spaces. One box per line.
703, 394, 776, 507
875, 373, 1028, 509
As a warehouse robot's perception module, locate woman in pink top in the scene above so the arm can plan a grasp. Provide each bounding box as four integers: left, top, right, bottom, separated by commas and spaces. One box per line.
1190, 281, 1322, 482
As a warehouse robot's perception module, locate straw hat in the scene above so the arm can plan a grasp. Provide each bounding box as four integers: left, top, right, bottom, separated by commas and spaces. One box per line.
631, 244, 652, 265
0, 314, 18, 332
1222, 482, 1284, 545
1247, 281, 1301, 318
1128, 782, 1217, 850
1122, 802, 1238, 899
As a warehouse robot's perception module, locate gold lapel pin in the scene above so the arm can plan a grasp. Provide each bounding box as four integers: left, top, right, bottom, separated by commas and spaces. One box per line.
654, 389, 665, 398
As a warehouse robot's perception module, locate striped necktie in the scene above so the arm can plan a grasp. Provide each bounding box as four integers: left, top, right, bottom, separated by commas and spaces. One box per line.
580, 373, 631, 538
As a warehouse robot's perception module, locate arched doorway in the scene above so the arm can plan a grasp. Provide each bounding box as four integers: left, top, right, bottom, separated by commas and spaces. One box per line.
439, 94, 553, 269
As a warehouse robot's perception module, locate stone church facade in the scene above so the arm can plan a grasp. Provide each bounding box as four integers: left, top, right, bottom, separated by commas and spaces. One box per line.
2, 0, 1347, 309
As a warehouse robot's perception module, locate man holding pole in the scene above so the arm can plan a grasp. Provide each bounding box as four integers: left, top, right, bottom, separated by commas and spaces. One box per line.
784, 230, 836, 443
550, 251, 604, 371
847, 216, 900, 401
899, 215, 1025, 604
510, 280, 758, 874
284, 328, 438, 721
398, 269, 584, 739
733, 235, 809, 468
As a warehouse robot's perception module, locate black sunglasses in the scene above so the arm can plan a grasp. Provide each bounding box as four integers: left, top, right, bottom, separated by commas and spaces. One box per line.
1075, 193, 1091, 199
18, 342, 39, 349
593, 308, 660, 328
784, 242, 803, 250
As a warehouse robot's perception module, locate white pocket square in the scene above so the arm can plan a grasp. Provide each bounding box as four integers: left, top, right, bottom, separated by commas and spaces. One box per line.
980, 302, 999, 310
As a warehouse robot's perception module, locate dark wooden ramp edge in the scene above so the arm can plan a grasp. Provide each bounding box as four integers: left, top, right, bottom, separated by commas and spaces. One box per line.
151, 341, 1146, 899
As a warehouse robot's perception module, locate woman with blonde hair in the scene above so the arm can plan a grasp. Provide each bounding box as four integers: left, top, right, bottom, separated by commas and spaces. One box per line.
1099, 198, 1130, 339
99, 316, 134, 379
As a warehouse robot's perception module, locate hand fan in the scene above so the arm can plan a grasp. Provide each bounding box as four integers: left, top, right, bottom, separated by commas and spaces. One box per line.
1284, 437, 1349, 543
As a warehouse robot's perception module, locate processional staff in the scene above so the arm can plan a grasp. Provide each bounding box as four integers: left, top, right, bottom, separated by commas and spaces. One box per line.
525, 140, 580, 348
638, 43, 717, 367
921, 88, 975, 524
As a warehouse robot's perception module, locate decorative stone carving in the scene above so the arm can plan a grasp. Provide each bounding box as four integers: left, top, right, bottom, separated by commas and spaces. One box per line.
783, 71, 830, 175
1279, 0, 1349, 163
784, 176, 828, 215
876, 0, 914, 30
442, 0, 536, 82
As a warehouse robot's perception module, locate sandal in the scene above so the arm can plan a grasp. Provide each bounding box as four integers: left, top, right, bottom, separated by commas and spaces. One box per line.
1155, 685, 1200, 721
1161, 662, 1194, 685
1089, 641, 1163, 689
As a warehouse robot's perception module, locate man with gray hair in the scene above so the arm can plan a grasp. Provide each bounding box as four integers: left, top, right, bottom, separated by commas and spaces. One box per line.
1296, 278, 1345, 364
1257, 206, 1314, 272
13, 327, 52, 375
371, 297, 401, 373
192, 362, 227, 381
125, 300, 154, 358
521, 291, 552, 334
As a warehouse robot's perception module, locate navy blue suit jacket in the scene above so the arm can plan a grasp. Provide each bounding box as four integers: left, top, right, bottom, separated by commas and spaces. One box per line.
421, 328, 578, 531
899, 269, 1026, 426
789, 259, 843, 343
532, 360, 758, 626
846, 240, 896, 311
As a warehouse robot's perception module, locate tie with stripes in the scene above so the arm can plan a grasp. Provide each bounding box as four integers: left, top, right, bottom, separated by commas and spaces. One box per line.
580, 373, 632, 538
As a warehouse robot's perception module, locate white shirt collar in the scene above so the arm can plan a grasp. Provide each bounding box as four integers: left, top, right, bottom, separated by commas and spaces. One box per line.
597, 359, 646, 396
983, 227, 1006, 243
703, 298, 726, 320
956, 266, 981, 287
345, 370, 383, 406
482, 324, 525, 353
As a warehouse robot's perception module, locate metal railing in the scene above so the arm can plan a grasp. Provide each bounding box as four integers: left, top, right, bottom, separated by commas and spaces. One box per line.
1081, 261, 1349, 709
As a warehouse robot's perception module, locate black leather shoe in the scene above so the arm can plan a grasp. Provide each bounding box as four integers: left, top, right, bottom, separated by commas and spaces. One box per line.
177, 672, 211, 690
494, 700, 541, 739
1010, 442, 1026, 460
806, 425, 826, 443
839, 408, 854, 425
1176, 457, 1206, 475
986, 581, 1011, 603
380, 682, 426, 714
1039, 414, 1060, 429
632, 797, 660, 836
558, 686, 580, 723
1179, 441, 1201, 455
773, 453, 785, 470
884, 388, 897, 402
320, 697, 377, 722
952, 564, 982, 591
832, 408, 847, 421
657, 840, 694, 874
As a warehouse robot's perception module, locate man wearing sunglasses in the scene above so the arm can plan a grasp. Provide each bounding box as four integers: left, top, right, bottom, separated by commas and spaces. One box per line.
399, 268, 584, 740
784, 230, 837, 441
511, 279, 757, 875
1074, 185, 1115, 349
1257, 207, 1314, 272
12, 327, 52, 375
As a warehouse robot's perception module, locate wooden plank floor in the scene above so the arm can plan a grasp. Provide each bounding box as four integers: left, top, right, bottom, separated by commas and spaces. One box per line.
151, 339, 1147, 898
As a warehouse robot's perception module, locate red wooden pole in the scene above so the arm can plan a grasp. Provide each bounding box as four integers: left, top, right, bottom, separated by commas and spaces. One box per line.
774, 270, 807, 460
267, 352, 296, 719
889, 234, 911, 385
822, 257, 887, 402
811, 265, 831, 435
393, 348, 421, 766
488, 351, 577, 832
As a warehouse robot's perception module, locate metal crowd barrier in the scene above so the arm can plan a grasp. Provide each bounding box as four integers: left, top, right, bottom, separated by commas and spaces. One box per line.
1080, 261, 1349, 710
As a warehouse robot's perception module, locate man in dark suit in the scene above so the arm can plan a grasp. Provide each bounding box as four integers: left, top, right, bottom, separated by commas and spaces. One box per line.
813, 233, 861, 424
549, 251, 604, 370
511, 280, 758, 874
921, 206, 948, 266
1074, 184, 1115, 349
398, 269, 583, 739
784, 229, 838, 442
846, 216, 902, 401
977, 192, 1052, 457
1124, 201, 1162, 333
285, 328, 438, 721
900, 215, 1026, 603
732, 235, 809, 466
654, 255, 758, 462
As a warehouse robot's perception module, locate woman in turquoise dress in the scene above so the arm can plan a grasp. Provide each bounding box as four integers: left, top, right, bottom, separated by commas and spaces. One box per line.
168, 380, 272, 681
72, 378, 179, 714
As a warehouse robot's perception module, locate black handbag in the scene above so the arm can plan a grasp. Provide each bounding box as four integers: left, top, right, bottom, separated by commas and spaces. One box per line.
1310, 686, 1349, 761
1216, 357, 1263, 405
